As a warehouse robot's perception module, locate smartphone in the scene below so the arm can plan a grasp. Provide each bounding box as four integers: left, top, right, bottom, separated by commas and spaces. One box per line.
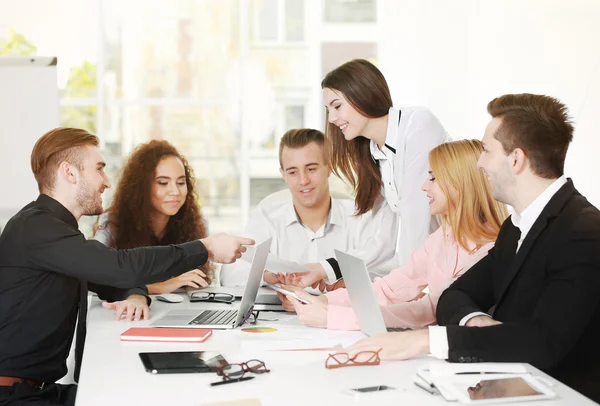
344, 385, 397, 396
264, 283, 310, 304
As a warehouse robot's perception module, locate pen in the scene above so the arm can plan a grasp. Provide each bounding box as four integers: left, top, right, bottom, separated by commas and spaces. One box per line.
414, 380, 439, 395
210, 376, 255, 386
455, 372, 507, 375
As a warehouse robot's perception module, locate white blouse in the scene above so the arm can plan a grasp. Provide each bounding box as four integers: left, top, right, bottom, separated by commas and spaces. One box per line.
370, 106, 450, 266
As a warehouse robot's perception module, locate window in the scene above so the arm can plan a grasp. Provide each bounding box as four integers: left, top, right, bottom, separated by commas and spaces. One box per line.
3, 0, 360, 237
324, 0, 376, 23
252, 0, 305, 45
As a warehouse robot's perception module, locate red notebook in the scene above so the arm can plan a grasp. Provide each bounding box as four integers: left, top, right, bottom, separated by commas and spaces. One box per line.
120, 327, 212, 343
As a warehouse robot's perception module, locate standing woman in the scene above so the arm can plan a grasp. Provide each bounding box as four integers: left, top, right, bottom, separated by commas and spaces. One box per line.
325, 58, 450, 260
94, 140, 213, 298
290, 59, 449, 287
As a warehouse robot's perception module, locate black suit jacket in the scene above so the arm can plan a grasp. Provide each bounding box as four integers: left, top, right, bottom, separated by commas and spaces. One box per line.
436, 180, 600, 402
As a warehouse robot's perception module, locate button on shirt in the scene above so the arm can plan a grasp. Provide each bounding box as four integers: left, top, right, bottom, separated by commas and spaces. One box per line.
219, 197, 398, 286
370, 106, 450, 266
428, 176, 568, 359
0, 194, 208, 383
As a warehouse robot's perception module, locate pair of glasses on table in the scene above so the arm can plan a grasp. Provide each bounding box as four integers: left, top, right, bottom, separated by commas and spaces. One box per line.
325, 349, 381, 369
190, 292, 235, 304
210, 360, 270, 386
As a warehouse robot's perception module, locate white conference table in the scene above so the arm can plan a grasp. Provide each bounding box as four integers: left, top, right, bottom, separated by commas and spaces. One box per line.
76, 293, 597, 406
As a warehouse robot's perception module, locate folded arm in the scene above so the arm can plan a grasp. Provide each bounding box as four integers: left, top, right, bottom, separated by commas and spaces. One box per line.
436, 249, 497, 326
446, 232, 600, 369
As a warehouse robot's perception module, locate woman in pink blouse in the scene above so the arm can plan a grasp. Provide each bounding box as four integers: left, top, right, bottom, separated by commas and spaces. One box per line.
281, 139, 508, 330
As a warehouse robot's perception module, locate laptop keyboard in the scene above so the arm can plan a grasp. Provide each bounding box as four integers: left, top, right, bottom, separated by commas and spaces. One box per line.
189, 310, 238, 326
387, 327, 412, 332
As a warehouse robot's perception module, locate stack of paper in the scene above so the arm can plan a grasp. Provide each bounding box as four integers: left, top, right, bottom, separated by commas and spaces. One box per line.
414, 362, 556, 404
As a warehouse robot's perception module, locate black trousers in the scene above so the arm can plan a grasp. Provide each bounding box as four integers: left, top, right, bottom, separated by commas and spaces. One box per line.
0, 383, 77, 406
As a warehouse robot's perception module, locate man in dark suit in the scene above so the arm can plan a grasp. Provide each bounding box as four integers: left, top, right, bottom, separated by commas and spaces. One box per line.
345, 94, 600, 402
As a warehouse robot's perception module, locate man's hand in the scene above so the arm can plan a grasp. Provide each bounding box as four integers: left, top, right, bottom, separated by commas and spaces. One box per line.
263, 270, 283, 285
283, 263, 327, 288
465, 315, 503, 327
345, 329, 430, 361
149, 269, 208, 294
102, 294, 149, 321
200, 234, 255, 264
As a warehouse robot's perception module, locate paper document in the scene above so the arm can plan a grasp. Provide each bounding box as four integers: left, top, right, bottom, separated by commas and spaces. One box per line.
238, 245, 308, 273
264, 255, 309, 274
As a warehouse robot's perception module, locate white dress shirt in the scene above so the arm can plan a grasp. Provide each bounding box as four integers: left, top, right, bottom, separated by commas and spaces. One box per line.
429, 176, 568, 359
219, 197, 398, 286
370, 106, 450, 267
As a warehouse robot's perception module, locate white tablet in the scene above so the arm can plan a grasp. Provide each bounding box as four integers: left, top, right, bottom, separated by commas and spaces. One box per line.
436, 374, 557, 404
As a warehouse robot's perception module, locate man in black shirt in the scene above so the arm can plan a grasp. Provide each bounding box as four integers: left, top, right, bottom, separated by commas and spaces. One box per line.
0, 128, 254, 405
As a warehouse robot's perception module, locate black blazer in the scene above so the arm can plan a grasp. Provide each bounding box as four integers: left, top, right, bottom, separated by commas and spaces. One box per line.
436, 180, 600, 402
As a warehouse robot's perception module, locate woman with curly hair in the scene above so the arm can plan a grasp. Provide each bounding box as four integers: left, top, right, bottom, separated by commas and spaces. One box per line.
94, 140, 213, 301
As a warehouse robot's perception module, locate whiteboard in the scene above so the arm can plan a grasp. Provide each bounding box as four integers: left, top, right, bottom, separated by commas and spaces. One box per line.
0, 56, 59, 223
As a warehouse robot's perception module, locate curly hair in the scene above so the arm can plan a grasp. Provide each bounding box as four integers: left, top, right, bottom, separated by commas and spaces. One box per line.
93, 140, 213, 282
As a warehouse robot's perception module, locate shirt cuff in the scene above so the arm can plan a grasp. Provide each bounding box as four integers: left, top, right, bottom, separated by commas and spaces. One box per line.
325, 257, 342, 280
428, 326, 449, 359
126, 287, 152, 305
327, 305, 361, 330
459, 312, 491, 326
320, 260, 336, 284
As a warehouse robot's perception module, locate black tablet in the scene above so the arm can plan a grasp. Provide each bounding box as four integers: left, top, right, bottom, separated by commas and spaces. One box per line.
139, 351, 229, 374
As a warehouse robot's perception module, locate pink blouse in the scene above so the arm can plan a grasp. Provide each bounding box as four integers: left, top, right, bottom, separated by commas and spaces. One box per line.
326, 227, 494, 330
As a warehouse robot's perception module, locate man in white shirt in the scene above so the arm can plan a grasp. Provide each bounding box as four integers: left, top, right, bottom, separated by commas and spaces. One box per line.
220, 128, 398, 287
343, 94, 600, 403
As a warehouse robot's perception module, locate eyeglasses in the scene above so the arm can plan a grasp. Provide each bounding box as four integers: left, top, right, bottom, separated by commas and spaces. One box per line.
325, 350, 381, 369
190, 292, 235, 304
210, 360, 270, 386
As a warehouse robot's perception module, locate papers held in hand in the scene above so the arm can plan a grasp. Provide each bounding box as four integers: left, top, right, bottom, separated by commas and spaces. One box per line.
238, 245, 308, 274
264, 283, 310, 304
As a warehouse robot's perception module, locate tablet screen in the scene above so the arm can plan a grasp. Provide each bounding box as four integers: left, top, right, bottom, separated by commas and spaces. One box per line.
465, 377, 542, 400
139, 351, 229, 373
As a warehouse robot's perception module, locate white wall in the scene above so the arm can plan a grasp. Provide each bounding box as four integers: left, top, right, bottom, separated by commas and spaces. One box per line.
0, 60, 59, 223
378, 0, 600, 206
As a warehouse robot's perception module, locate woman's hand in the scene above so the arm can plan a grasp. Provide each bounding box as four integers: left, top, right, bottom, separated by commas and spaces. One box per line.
280, 288, 329, 328
148, 269, 209, 294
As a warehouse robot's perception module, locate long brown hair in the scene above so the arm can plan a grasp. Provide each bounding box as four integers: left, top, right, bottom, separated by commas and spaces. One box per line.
93, 140, 213, 281
321, 59, 392, 215
429, 140, 508, 252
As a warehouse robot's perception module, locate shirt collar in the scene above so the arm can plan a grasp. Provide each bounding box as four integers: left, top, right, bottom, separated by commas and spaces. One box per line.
284, 198, 339, 230
511, 175, 568, 235
328, 199, 344, 227
283, 201, 300, 227
36, 194, 79, 230
370, 106, 399, 161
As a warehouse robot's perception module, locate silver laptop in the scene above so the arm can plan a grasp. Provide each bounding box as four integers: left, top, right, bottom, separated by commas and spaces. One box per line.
151, 238, 271, 329
335, 249, 410, 336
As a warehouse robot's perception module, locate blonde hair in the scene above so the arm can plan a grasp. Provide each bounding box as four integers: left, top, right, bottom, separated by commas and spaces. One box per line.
429, 139, 508, 252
